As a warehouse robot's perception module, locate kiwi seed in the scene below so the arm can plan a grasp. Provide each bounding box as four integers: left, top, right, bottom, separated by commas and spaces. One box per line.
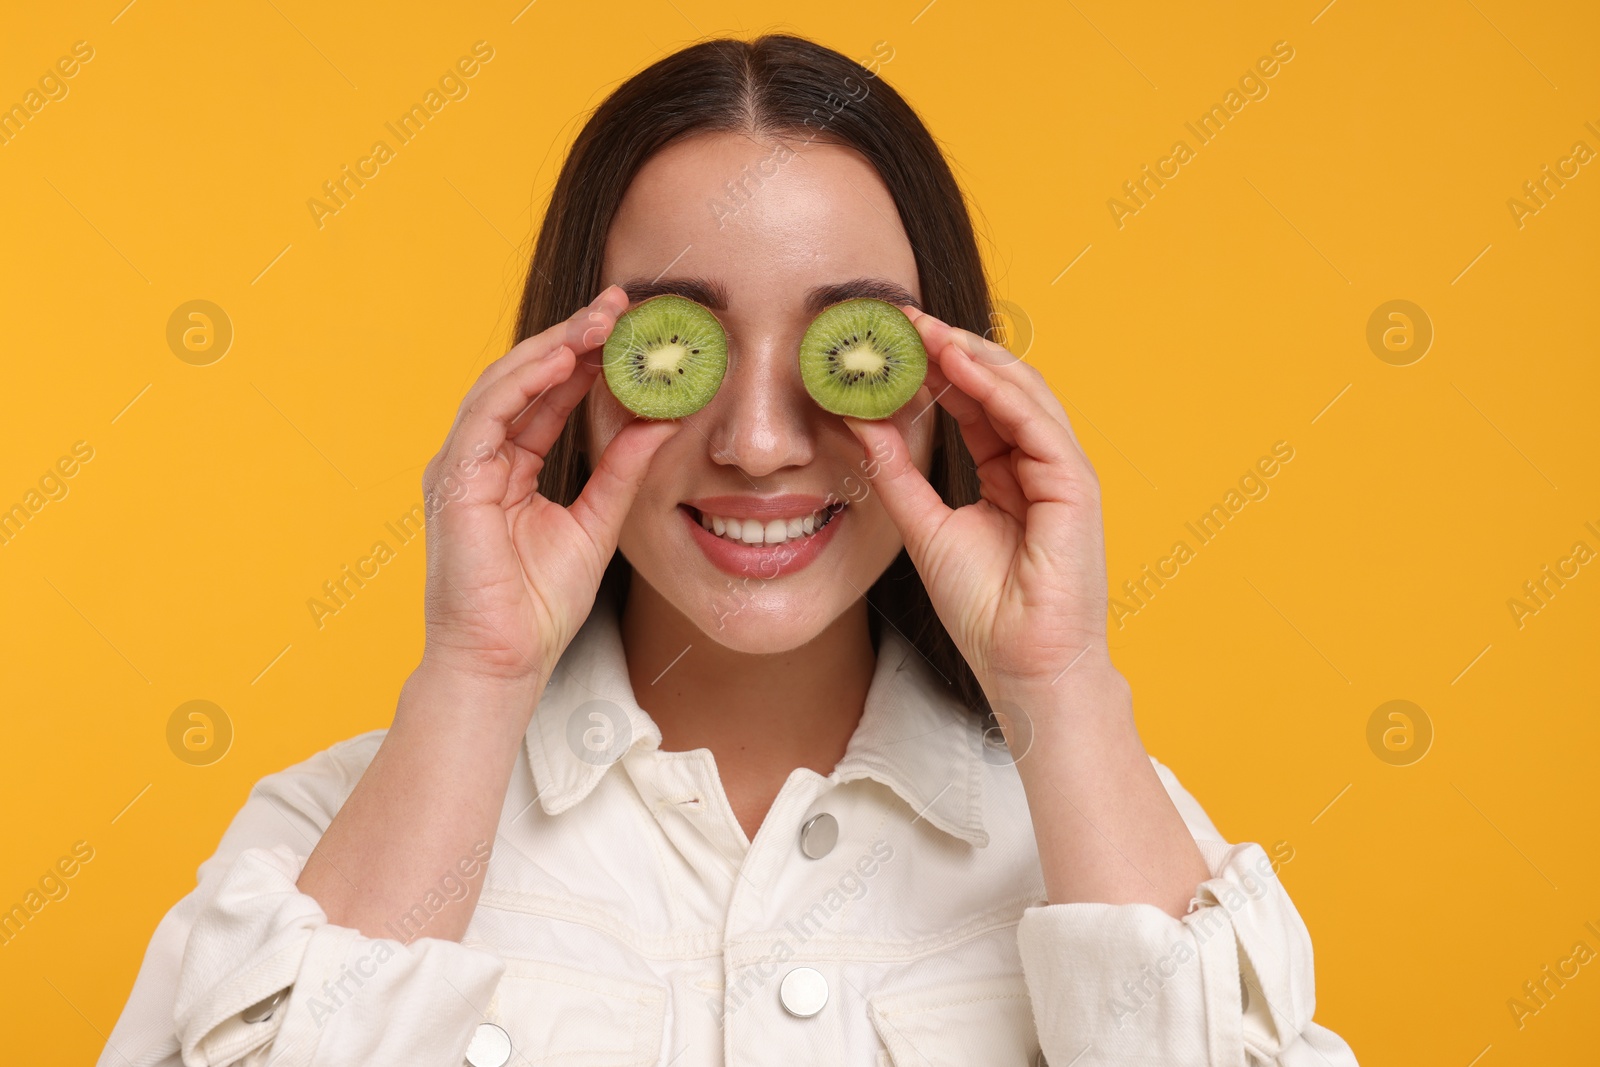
602, 294, 728, 420
798, 297, 927, 419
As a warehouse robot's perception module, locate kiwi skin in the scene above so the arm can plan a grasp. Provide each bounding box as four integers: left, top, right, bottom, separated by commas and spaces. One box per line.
798, 297, 928, 419
602, 294, 729, 420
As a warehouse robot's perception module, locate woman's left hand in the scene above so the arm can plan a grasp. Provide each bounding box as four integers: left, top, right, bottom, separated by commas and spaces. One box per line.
841, 308, 1115, 701
847, 309, 1213, 916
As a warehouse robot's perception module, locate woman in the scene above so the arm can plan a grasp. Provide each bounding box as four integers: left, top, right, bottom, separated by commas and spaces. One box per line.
102, 34, 1357, 1067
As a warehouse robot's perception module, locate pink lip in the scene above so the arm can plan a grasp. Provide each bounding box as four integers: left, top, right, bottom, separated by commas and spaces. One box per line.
679, 502, 845, 579
683, 494, 837, 520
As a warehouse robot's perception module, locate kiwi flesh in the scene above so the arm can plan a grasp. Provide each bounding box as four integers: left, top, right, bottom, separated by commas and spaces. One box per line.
602, 294, 728, 419
798, 298, 927, 419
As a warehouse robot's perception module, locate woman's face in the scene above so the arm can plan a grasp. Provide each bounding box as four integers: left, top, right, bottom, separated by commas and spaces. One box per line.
588, 130, 938, 654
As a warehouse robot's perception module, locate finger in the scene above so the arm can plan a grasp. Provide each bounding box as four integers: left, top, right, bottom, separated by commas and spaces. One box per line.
907, 308, 1023, 454
935, 342, 1093, 504
906, 305, 1080, 450
912, 355, 1011, 468
508, 349, 603, 457
447, 285, 629, 442
934, 348, 1100, 515
434, 348, 578, 506
839, 414, 953, 564
981, 450, 1031, 522
954, 333, 1087, 462
499, 440, 545, 510
906, 304, 1020, 378
957, 330, 1083, 455
906, 304, 1027, 376
566, 419, 684, 559
936, 341, 1019, 452
909, 358, 1032, 520
496, 283, 628, 376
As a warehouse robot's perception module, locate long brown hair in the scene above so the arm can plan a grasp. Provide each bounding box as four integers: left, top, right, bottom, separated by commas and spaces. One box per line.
514, 33, 996, 719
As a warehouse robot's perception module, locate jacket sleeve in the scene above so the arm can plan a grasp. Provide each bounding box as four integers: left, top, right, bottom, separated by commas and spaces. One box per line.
1014, 756, 1359, 1067
96, 731, 507, 1067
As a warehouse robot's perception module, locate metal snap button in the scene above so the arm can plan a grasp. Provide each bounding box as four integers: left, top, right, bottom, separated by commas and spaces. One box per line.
240, 987, 287, 1023
465, 1021, 512, 1067
779, 966, 829, 1018
799, 812, 838, 859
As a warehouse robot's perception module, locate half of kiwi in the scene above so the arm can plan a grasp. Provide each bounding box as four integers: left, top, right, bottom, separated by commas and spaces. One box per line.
798, 297, 927, 419
602, 294, 728, 420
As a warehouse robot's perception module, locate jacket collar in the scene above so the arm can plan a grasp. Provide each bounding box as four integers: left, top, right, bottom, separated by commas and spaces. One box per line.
524, 593, 991, 848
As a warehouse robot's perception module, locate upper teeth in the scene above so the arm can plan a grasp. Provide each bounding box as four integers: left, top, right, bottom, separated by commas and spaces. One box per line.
698, 508, 833, 544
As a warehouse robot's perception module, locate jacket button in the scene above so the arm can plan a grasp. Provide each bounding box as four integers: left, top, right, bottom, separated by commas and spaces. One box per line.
779, 966, 829, 1018
465, 1022, 512, 1067
240, 988, 286, 1023
799, 812, 838, 859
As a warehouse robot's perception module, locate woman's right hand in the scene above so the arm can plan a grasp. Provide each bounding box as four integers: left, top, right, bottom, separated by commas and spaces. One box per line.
417, 284, 678, 690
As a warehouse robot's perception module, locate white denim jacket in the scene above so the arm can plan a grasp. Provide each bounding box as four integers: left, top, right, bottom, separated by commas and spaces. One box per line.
100, 593, 1359, 1067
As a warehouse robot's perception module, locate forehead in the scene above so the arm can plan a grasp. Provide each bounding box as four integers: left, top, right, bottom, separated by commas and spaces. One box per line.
601, 131, 922, 311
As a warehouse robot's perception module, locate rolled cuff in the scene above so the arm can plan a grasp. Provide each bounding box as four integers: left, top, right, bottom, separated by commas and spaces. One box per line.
1017, 840, 1350, 1067
173, 843, 506, 1066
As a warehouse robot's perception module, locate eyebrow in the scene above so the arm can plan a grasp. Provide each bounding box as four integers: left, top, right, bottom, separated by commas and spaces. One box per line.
615, 275, 922, 316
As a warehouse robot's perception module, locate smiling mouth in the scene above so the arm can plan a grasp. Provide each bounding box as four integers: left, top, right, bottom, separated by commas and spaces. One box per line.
681, 502, 845, 546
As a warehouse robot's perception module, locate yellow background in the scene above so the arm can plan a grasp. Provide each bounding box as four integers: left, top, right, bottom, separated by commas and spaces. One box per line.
2, 1, 1596, 1063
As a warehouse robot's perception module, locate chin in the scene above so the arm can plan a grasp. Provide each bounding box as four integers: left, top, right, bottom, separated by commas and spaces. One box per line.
624, 554, 846, 655
690, 586, 841, 655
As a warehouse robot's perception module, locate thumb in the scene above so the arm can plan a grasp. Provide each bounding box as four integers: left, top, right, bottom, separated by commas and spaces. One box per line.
567, 419, 683, 559
841, 416, 951, 563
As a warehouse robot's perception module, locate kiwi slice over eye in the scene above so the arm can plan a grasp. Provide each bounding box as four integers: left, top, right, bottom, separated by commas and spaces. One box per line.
798, 297, 928, 419
602, 294, 728, 420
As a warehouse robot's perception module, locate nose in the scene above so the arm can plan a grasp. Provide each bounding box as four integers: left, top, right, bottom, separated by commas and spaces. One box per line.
701, 327, 816, 479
